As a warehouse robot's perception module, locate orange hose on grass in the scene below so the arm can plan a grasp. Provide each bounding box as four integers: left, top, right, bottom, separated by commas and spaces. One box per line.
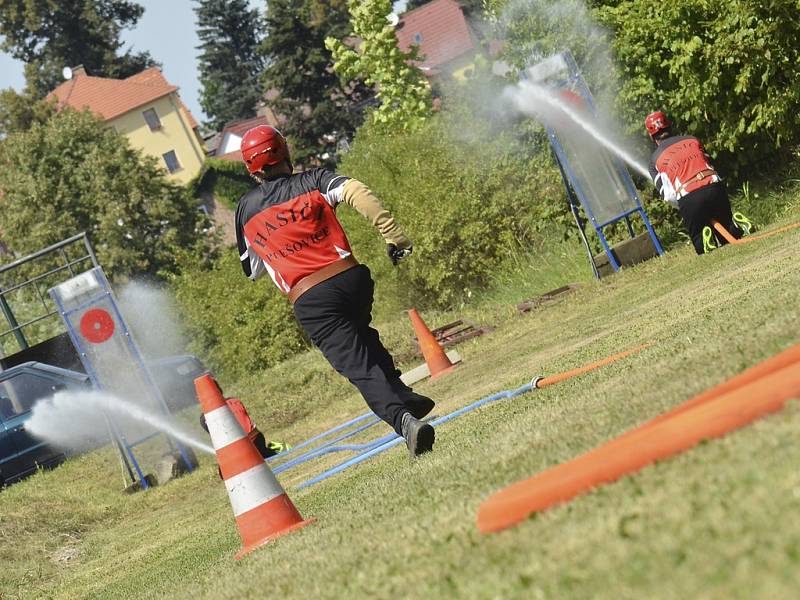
712, 219, 800, 245
535, 344, 651, 389
477, 358, 800, 534
610, 344, 800, 441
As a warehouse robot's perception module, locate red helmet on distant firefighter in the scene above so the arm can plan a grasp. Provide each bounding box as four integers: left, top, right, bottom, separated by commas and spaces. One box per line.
645, 111, 671, 139
241, 125, 289, 174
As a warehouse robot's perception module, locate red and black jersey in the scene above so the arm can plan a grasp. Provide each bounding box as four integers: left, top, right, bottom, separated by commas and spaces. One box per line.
235, 169, 352, 292
649, 135, 721, 206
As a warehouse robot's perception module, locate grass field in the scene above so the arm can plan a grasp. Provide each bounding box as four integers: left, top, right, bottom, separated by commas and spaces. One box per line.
1, 203, 799, 599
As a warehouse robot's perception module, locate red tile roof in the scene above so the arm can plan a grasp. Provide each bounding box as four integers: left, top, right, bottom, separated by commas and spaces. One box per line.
216, 115, 277, 161
47, 67, 198, 128
220, 115, 272, 139
125, 68, 199, 129
397, 0, 476, 72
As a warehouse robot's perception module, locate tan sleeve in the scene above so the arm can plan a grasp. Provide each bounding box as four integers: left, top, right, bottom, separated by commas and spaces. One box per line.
341, 179, 411, 249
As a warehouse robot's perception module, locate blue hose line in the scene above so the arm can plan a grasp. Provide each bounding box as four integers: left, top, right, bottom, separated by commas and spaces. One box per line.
297, 382, 535, 489
268, 411, 378, 463
272, 420, 389, 474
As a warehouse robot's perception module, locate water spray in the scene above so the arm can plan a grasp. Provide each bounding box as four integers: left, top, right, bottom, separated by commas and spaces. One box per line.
27, 390, 214, 456
504, 80, 652, 181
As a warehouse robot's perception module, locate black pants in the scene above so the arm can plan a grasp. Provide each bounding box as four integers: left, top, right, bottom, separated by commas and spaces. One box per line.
293, 265, 432, 435
678, 182, 742, 254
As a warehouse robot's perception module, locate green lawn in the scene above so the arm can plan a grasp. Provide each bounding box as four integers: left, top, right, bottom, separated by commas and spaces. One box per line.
2, 207, 799, 599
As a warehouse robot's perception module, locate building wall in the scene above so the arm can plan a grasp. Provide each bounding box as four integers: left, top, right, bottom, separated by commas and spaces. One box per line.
110, 94, 206, 185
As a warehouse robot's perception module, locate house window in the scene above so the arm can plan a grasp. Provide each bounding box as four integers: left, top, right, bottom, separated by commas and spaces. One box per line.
413, 32, 423, 44
162, 150, 181, 173
143, 108, 162, 131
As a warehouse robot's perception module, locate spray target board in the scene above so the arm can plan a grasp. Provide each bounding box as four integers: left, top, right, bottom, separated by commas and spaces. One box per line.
49, 267, 194, 489
522, 50, 664, 276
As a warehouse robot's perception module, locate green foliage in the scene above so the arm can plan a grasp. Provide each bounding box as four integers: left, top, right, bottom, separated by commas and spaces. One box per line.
595, 0, 800, 175
194, 0, 265, 132
0, 87, 56, 136
169, 247, 310, 381
190, 157, 253, 209
261, 0, 370, 166
326, 0, 432, 132
337, 112, 566, 309
0, 0, 156, 97
0, 109, 214, 281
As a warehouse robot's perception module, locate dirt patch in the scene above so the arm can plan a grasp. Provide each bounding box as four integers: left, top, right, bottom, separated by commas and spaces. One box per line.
51, 538, 81, 566
199, 191, 237, 246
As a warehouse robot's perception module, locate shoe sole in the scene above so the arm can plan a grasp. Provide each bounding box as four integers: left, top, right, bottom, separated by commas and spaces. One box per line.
408, 423, 435, 458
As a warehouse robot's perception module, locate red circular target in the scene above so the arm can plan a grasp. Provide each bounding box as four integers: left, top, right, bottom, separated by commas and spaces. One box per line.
80, 308, 115, 343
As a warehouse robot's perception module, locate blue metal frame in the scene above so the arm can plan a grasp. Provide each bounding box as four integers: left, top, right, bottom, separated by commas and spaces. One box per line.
50, 267, 195, 490
530, 50, 664, 277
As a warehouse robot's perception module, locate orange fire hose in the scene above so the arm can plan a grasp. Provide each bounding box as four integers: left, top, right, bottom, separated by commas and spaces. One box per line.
534, 344, 651, 389
711, 219, 800, 245
611, 344, 800, 441
477, 345, 800, 534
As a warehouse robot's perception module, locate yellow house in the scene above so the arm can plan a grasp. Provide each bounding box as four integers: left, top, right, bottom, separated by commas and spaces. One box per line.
48, 66, 206, 185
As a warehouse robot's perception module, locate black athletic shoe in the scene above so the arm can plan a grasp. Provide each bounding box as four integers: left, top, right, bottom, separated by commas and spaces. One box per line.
401, 412, 435, 458
403, 392, 435, 420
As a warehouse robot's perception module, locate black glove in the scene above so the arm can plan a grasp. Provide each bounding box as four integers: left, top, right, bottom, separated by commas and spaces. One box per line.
387, 244, 413, 266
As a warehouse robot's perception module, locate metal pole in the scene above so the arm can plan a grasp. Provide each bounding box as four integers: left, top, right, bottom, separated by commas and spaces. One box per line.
0, 287, 28, 350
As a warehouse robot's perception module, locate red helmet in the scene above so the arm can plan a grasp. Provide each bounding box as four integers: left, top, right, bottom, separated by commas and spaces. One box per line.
645, 111, 671, 139
240, 125, 289, 174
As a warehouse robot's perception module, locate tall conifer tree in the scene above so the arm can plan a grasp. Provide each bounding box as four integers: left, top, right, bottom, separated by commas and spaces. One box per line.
0, 0, 156, 97
194, 0, 265, 132
261, 0, 371, 166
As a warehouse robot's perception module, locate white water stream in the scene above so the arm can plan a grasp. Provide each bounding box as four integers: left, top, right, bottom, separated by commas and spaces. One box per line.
504, 80, 652, 181
27, 390, 214, 455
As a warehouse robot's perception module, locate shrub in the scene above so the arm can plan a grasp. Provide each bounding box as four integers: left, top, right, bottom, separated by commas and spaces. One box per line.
595, 0, 800, 176
190, 157, 253, 209
337, 111, 567, 309
169, 248, 310, 381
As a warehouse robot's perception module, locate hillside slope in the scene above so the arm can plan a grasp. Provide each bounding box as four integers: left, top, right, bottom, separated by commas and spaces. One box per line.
2, 208, 799, 599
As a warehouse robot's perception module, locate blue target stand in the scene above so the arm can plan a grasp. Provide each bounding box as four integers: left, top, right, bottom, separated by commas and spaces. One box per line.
49, 267, 195, 490
522, 50, 664, 277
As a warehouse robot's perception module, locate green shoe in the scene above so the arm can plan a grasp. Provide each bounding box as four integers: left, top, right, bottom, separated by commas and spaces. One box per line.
702, 226, 718, 253
732, 211, 754, 236
267, 440, 291, 454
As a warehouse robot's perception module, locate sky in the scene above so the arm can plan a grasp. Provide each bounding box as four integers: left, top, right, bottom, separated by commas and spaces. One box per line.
0, 0, 409, 127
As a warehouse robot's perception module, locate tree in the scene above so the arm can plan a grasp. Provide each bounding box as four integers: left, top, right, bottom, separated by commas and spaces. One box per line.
0, 0, 157, 97
194, 0, 265, 132
0, 87, 56, 136
0, 109, 215, 280
595, 0, 800, 175
326, 0, 431, 132
260, 0, 371, 166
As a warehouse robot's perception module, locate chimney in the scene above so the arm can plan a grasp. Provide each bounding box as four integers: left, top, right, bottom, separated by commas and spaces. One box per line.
72, 65, 87, 77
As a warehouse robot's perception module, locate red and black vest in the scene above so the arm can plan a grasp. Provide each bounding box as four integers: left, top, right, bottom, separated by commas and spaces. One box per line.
235, 169, 352, 292
649, 135, 720, 204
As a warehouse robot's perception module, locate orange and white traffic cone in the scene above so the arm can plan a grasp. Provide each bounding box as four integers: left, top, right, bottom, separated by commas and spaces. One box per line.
194, 374, 314, 559
408, 309, 458, 380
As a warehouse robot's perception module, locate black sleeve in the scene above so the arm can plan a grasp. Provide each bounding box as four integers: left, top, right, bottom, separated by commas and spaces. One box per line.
234, 195, 252, 279
309, 168, 349, 196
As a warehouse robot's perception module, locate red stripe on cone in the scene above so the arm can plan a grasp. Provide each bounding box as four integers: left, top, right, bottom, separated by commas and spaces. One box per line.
195, 374, 227, 413
235, 494, 314, 559
217, 439, 266, 480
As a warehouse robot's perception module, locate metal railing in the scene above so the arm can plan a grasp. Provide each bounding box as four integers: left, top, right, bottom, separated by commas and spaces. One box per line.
0, 233, 99, 352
